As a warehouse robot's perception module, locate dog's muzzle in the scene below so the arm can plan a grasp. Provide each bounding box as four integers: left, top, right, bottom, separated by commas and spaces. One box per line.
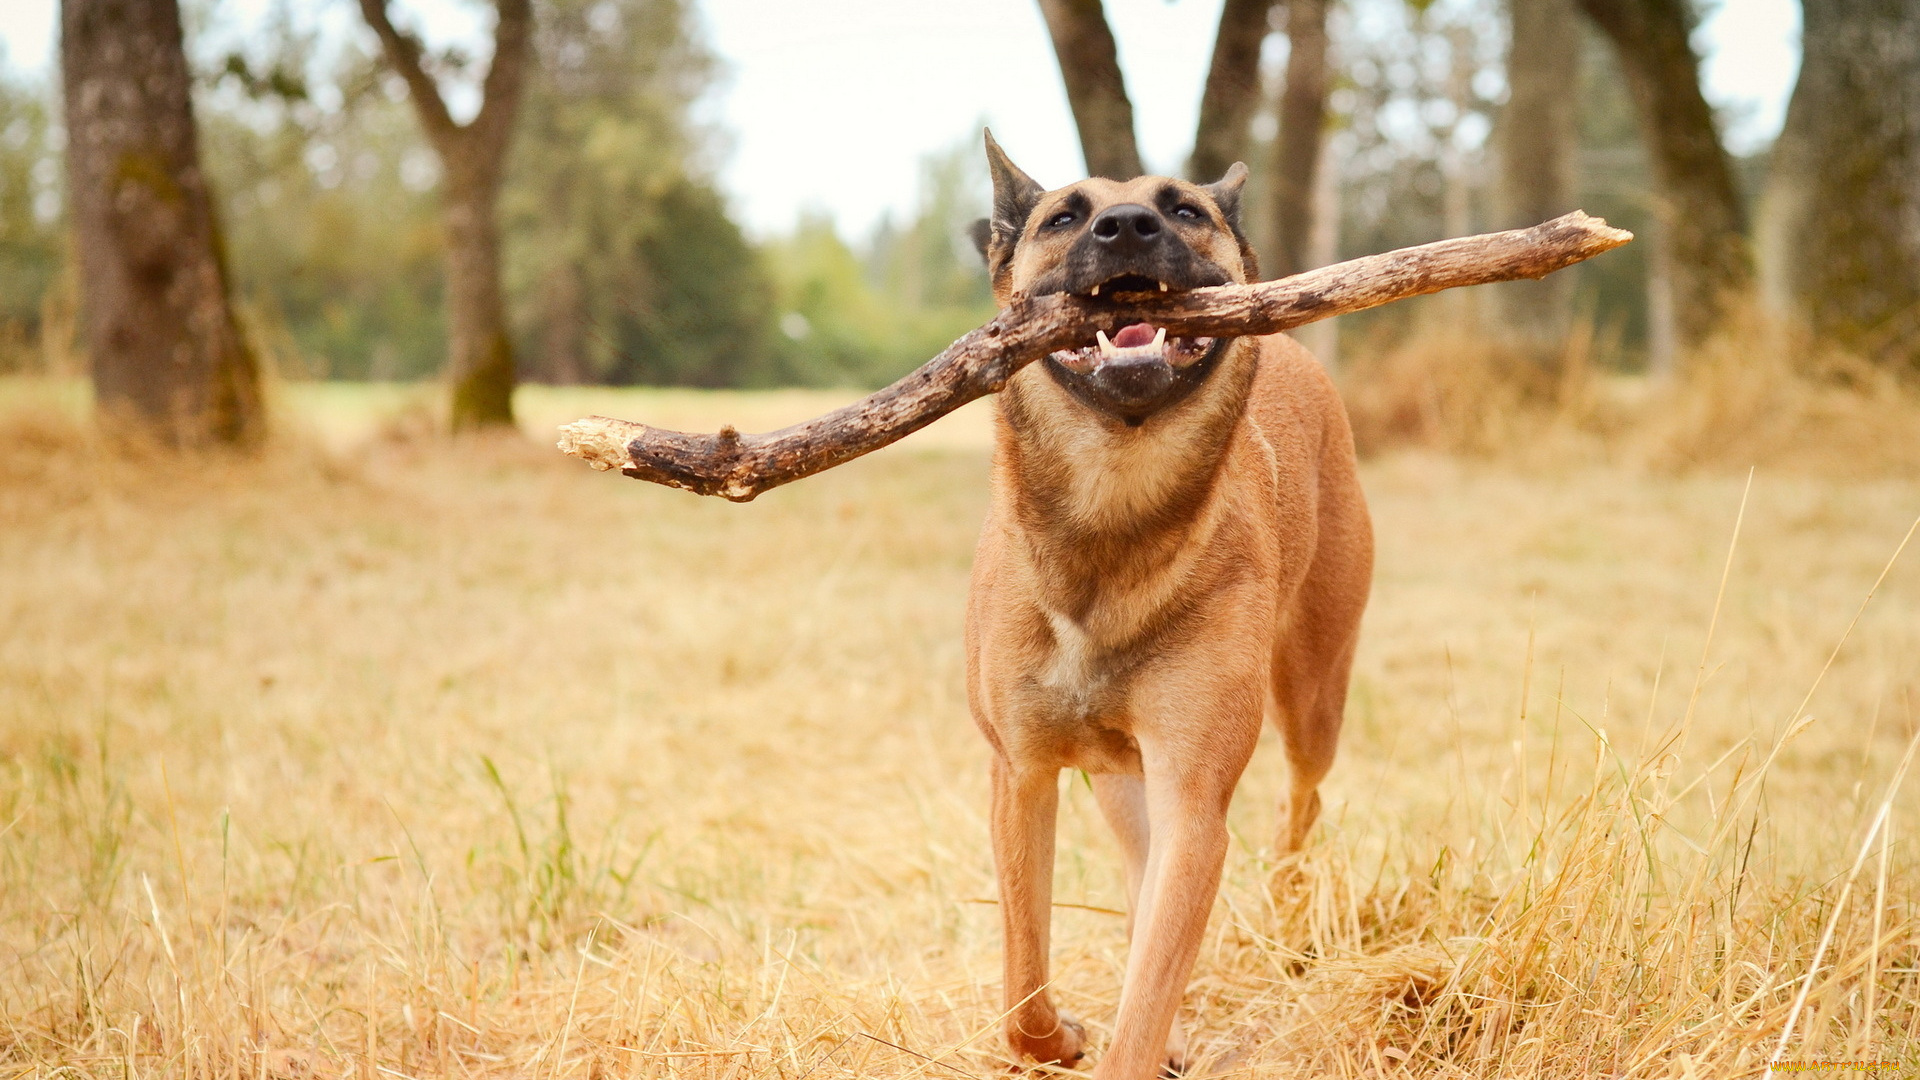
1046, 320, 1225, 426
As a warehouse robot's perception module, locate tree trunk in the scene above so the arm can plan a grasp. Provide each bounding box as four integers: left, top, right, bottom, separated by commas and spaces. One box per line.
61, 0, 262, 446
1189, 0, 1275, 183
1574, 0, 1750, 350
535, 261, 589, 385
1035, 0, 1143, 178
358, 0, 530, 430
1491, 0, 1582, 348
444, 170, 516, 418
1263, 0, 1330, 280
1758, 0, 1920, 369
1436, 25, 1484, 325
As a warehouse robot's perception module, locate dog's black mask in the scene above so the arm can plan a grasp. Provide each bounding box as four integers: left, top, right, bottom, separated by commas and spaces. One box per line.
1025, 198, 1235, 427
971, 138, 1252, 427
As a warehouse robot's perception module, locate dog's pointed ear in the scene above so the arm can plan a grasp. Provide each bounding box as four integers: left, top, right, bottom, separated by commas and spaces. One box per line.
967, 217, 992, 263
984, 129, 1044, 249
1202, 161, 1250, 233
1203, 161, 1259, 279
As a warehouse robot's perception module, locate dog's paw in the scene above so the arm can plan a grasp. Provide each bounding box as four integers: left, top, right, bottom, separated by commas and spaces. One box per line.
1008, 1012, 1087, 1069
1266, 854, 1311, 901
1159, 1020, 1190, 1077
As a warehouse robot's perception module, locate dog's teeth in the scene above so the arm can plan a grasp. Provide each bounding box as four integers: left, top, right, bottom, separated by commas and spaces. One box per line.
1158, 281, 1168, 292
1151, 327, 1167, 350
1090, 284, 1101, 297
1096, 329, 1116, 357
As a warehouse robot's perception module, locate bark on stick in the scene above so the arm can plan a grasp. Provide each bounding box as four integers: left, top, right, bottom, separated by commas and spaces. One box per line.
557, 211, 1631, 502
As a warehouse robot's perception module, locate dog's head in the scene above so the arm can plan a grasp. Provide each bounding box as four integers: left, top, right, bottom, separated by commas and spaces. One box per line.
971, 131, 1257, 427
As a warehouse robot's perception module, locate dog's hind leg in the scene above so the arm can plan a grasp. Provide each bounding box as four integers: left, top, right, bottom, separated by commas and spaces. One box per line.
1270, 464, 1371, 856
991, 755, 1085, 1067
1091, 774, 1150, 937
1270, 626, 1360, 854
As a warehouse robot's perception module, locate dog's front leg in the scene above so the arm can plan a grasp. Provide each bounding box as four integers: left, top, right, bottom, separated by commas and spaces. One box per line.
1092, 772, 1191, 1069
1098, 749, 1243, 1080
991, 754, 1085, 1066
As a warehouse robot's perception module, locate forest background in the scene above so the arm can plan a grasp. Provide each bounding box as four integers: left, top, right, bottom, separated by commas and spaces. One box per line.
0, 0, 1837, 402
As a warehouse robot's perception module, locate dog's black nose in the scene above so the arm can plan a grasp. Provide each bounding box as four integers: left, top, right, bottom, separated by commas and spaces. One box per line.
1089, 204, 1162, 252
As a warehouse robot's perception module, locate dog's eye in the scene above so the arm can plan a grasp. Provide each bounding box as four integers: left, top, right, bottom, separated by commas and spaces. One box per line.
1046, 211, 1077, 228
1173, 204, 1203, 221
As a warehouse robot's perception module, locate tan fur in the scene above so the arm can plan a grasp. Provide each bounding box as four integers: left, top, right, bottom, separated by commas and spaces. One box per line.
965, 172, 1373, 1078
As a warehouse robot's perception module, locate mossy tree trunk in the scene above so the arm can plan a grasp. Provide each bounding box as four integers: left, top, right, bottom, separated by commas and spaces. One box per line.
1491, 0, 1582, 353
358, 0, 531, 430
443, 166, 516, 426
61, 0, 263, 446
1758, 0, 1920, 369
1574, 0, 1751, 351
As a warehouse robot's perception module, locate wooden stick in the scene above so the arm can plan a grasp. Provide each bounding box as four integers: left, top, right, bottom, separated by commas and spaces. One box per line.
557, 210, 1631, 501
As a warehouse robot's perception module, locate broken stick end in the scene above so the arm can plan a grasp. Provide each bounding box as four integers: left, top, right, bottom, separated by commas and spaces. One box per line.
1566, 209, 1634, 248
556, 416, 646, 472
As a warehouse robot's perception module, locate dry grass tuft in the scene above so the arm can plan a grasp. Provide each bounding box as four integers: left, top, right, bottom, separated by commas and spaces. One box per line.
1342, 310, 1920, 476
1341, 326, 1590, 459
3, 379, 1919, 1077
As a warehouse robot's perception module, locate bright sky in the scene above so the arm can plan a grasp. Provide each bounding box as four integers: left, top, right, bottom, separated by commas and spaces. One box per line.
0, 0, 1800, 235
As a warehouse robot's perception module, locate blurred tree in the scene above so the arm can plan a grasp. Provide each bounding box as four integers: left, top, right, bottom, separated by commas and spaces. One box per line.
1328, 0, 1501, 259
762, 213, 890, 386
604, 178, 773, 387
1570, 27, 1659, 360
1035, 0, 1144, 178
1573, 0, 1750, 351
757, 139, 995, 388
356, 0, 531, 429
1264, 0, 1331, 279
1759, 0, 1920, 370
0, 73, 64, 372
200, 28, 449, 382
1490, 0, 1581, 350
1189, 0, 1275, 183
861, 142, 999, 376
504, 0, 775, 387
61, 0, 262, 444
1033, 0, 1339, 278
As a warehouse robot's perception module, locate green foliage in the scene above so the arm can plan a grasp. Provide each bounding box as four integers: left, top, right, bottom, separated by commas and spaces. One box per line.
759, 140, 998, 388
504, 0, 777, 386
4, 0, 997, 390
602, 177, 777, 387
199, 29, 449, 380
0, 72, 62, 371
761, 213, 896, 386
500, 0, 997, 390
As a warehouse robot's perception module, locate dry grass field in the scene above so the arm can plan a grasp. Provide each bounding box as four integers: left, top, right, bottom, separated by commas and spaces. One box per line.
2, 372, 1919, 1078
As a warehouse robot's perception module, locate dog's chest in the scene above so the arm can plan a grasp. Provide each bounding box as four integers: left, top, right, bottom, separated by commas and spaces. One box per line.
1027, 606, 1145, 769
1032, 589, 1165, 716
1041, 608, 1103, 704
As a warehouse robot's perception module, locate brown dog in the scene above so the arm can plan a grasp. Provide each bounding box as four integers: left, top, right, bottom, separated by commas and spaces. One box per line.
963, 133, 1373, 1078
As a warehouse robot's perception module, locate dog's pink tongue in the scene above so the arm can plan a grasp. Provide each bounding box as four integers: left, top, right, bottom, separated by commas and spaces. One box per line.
1113, 323, 1157, 349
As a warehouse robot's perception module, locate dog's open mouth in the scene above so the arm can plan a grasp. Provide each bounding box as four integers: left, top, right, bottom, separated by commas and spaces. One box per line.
1040, 272, 1231, 424
1049, 320, 1218, 375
